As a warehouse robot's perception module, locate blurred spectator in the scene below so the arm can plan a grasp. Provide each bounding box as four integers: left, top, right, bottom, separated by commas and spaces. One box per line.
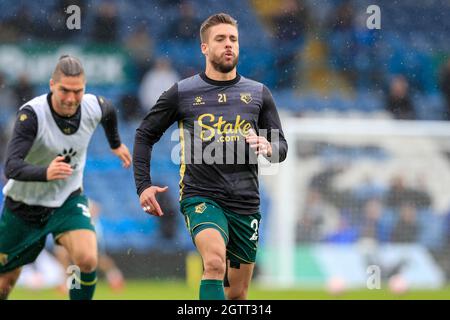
0, 72, 17, 114
124, 24, 155, 83
92, 2, 119, 43
326, 0, 358, 86
118, 92, 142, 122
139, 57, 180, 112
391, 205, 418, 243
3, 4, 34, 41
295, 189, 341, 243
385, 175, 431, 209
385, 75, 416, 120
359, 198, 383, 240
167, 1, 201, 42
358, 198, 383, 270
439, 58, 450, 120
328, 0, 355, 32
13, 74, 35, 105
385, 175, 415, 208
0, 24, 15, 43
352, 12, 384, 90
271, 0, 309, 41
410, 174, 432, 209
269, 0, 309, 88
45, 5, 70, 41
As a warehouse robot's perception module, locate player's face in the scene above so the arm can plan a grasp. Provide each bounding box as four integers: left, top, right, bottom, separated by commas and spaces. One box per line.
50, 75, 85, 117
202, 23, 239, 73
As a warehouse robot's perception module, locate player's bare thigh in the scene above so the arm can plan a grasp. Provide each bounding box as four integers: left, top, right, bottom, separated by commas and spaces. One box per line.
194, 228, 226, 280
57, 230, 98, 272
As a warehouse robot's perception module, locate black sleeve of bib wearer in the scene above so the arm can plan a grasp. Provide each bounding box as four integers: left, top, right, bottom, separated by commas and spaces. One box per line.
133, 83, 179, 196
259, 85, 288, 163
97, 96, 122, 149
4, 106, 48, 181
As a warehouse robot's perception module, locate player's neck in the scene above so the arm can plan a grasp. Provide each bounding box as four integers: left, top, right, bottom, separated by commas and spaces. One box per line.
205, 66, 237, 81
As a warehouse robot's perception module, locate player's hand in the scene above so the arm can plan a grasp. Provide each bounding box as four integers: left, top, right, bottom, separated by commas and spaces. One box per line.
139, 186, 169, 217
245, 129, 272, 157
111, 143, 132, 168
47, 156, 73, 180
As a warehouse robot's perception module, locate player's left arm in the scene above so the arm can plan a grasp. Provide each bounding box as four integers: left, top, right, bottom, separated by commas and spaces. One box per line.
246, 85, 288, 163
97, 96, 132, 168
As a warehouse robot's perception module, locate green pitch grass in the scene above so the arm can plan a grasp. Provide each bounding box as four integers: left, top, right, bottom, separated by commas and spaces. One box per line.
8, 280, 450, 300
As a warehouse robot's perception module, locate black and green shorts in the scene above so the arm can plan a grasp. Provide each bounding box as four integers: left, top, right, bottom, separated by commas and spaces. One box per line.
0, 194, 95, 274
180, 196, 261, 266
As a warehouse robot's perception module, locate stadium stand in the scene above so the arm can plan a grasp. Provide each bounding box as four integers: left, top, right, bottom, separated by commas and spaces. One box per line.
1, 0, 450, 282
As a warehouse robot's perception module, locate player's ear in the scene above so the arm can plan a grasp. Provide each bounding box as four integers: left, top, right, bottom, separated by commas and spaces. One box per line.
49, 78, 55, 92
201, 42, 208, 56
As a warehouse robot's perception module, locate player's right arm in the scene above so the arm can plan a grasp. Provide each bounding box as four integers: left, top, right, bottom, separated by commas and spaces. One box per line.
4, 107, 72, 181
96, 96, 132, 168
133, 83, 179, 216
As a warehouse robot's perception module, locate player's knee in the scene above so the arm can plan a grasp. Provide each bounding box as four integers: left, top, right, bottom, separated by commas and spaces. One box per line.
203, 255, 226, 278
73, 254, 98, 272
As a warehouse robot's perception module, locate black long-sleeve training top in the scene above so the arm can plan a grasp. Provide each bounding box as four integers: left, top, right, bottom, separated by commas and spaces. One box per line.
133, 72, 288, 215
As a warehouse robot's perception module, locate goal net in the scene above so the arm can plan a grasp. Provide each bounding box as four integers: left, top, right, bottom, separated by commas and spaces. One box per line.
258, 117, 450, 290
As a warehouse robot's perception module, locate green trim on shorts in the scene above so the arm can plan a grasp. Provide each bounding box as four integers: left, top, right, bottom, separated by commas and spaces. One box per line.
191, 222, 229, 244
226, 249, 254, 264
53, 228, 96, 245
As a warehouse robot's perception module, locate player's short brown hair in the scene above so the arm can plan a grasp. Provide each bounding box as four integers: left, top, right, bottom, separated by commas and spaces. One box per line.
200, 13, 238, 43
52, 55, 84, 81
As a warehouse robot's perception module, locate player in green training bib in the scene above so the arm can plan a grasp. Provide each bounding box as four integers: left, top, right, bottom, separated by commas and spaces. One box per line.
0, 55, 132, 300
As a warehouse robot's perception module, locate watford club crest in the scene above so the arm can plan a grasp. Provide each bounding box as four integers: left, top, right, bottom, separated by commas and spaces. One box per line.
195, 203, 207, 214
240, 93, 252, 104
0, 253, 8, 266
